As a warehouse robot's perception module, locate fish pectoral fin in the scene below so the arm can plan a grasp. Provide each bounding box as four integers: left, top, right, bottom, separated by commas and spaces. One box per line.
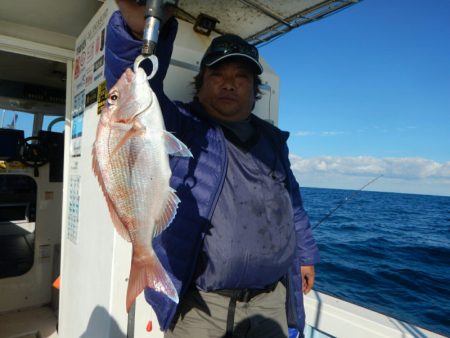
126, 252, 179, 312
162, 130, 193, 158
153, 188, 181, 238
111, 123, 146, 157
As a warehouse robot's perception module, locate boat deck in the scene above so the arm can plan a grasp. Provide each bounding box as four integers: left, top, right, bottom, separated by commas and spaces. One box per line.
0, 305, 57, 338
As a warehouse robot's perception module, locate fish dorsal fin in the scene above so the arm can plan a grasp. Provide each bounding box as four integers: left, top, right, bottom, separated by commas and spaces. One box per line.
162, 130, 193, 158
92, 146, 131, 242
152, 188, 181, 238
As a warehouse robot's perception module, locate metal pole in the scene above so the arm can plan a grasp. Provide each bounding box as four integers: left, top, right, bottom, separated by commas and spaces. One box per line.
142, 0, 165, 55
127, 302, 136, 338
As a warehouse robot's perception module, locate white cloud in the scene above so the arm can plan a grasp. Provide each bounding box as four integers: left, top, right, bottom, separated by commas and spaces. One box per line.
322, 131, 344, 136
296, 130, 344, 137
289, 154, 450, 196
296, 125, 418, 137
396, 126, 417, 132
296, 131, 315, 137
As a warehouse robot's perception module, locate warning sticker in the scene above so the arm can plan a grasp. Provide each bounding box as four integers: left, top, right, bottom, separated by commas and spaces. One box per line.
97, 81, 108, 115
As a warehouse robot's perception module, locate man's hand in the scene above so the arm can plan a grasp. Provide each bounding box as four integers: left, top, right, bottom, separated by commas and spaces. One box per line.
116, 0, 146, 38
300, 265, 315, 294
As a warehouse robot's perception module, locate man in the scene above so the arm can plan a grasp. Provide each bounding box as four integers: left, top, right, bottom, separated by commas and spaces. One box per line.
105, 1, 319, 337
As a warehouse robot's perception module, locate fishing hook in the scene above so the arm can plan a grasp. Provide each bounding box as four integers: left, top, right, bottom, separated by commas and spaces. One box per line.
134, 54, 159, 80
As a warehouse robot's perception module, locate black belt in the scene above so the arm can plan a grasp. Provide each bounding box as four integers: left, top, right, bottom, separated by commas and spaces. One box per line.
215, 284, 277, 303
214, 282, 278, 337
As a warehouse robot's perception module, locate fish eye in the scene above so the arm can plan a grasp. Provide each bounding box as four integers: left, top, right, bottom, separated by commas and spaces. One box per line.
108, 91, 119, 104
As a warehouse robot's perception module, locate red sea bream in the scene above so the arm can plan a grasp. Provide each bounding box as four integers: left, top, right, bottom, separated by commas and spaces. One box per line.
92, 56, 191, 311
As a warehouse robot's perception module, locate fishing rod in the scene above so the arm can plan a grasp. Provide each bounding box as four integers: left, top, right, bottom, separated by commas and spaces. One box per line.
312, 174, 383, 230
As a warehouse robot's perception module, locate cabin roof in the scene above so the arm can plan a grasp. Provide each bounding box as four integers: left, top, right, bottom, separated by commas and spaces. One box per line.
0, 0, 360, 45
176, 0, 360, 45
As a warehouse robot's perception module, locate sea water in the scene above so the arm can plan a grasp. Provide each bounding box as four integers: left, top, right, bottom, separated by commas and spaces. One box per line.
301, 187, 450, 337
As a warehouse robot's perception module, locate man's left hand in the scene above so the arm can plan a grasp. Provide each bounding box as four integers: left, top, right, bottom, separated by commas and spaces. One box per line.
300, 265, 315, 294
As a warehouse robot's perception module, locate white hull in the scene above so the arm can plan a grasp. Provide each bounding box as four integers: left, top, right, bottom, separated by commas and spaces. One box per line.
304, 291, 445, 338
1, 290, 445, 338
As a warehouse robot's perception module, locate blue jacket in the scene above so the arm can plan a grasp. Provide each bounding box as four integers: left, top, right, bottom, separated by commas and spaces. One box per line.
105, 11, 320, 332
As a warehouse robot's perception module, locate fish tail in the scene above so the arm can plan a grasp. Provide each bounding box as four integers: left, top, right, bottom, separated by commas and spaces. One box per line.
126, 251, 178, 312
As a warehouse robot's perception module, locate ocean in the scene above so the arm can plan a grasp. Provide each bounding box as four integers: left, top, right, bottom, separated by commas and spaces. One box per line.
300, 187, 450, 337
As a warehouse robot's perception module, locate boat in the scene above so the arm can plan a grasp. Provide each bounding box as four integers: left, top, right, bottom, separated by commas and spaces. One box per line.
0, 1, 445, 337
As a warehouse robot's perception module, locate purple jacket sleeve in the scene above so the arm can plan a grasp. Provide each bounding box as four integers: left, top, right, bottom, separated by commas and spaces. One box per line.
104, 11, 140, 90
283, 143, 320, 266
104, 11, 183, 133
104, 11, 176, 96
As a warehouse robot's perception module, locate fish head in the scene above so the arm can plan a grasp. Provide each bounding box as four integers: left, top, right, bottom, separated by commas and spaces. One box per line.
106, 67, 152, 124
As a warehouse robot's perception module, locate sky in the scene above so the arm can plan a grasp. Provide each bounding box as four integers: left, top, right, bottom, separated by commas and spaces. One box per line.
259, 0, 450, 197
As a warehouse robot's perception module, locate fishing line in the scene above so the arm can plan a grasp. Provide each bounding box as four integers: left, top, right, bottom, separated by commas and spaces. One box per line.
312, 174, 383, 230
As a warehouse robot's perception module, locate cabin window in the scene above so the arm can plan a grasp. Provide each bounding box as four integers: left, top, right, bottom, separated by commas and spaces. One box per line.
0, 109, 34, 138
1, 110, 65, 136
43, 115, 65, 133
0, 175, 37, 278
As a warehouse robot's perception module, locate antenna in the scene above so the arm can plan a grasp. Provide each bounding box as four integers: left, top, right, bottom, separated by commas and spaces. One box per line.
312, 174, 383, 230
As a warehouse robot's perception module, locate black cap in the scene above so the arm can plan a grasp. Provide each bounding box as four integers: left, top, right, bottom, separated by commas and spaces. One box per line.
200, 34, 263, 74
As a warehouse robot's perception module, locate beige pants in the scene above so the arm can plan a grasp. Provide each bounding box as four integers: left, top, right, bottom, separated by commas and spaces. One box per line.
165, 282, 288, 338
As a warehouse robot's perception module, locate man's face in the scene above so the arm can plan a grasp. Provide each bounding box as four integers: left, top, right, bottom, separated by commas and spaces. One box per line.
197, 60, 255, 122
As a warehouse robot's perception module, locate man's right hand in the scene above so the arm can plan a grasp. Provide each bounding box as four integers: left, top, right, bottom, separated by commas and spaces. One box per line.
116, 0, 146, 39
